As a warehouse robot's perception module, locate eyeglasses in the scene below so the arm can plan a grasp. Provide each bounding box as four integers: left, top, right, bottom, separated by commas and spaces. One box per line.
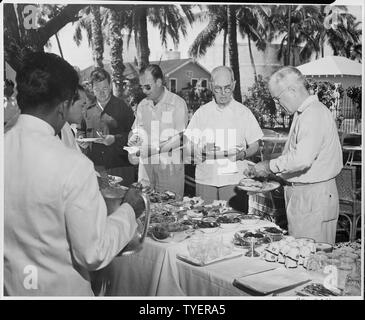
213, 85, 233, 94
272, 86, 291, 105
140, 84, 152, 91
93, 87, 110, 94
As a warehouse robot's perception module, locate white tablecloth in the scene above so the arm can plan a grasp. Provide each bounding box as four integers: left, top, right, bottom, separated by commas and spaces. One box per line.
96, 219, 330, 297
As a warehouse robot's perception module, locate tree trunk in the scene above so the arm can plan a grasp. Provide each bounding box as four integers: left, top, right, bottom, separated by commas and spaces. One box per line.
228, 5, 242, 103
223, 6, 228, 66
223, 27, 227, 66
90, 5, 104, 68
136, 6, 150, 70
109, 9, 125, 98
247, 33, 258, 83
286, 5, 292, 66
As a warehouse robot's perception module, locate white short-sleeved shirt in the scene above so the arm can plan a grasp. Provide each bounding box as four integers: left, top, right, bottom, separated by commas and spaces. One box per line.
133, 87, 188, 166
185, 99, 263, 187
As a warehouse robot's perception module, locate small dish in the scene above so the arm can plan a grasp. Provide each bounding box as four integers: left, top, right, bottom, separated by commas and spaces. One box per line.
316, 242, 333, 253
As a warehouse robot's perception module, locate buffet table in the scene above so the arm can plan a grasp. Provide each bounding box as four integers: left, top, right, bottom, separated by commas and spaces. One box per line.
98, 222, 344, 297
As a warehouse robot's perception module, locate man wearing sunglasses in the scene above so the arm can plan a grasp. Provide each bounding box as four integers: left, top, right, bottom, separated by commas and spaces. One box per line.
128, 64, 188, 197
251, 66, 342, 244
184, 66, 263, 208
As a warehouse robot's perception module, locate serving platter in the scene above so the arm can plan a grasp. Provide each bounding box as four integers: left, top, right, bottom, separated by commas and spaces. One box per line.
237, 179, 280, 193
176, 251, 243, 267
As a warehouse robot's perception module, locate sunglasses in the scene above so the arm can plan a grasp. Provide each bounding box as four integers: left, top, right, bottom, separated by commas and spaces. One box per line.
140, 84, 152, 91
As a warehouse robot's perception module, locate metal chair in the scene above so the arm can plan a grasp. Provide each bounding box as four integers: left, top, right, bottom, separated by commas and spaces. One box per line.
335, 166, 361, 242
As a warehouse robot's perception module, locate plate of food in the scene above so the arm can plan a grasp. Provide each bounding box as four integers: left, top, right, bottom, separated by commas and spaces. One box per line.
76, 137, 101, 143
107, 175, 123, 186
259, 226, 284, 241
149, 222, 192, 242
216, 212, 242, 226
237, 178, 280, 193
233, 229, 271, 248
196, 217, 221, 233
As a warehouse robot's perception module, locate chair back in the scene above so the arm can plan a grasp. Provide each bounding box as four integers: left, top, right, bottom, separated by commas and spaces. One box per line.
335, 166, 357, 202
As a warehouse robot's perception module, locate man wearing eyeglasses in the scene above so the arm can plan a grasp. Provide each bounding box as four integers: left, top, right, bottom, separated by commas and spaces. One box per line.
128, 64, 188, 197
250, 66, 342, 244
81, 68, 136, 187
184, 66, 263, 207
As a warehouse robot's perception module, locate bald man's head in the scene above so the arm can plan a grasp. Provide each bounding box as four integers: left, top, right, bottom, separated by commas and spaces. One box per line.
211, 66, 235, 84
268, 66, 310, 114
269, 66, 306, 92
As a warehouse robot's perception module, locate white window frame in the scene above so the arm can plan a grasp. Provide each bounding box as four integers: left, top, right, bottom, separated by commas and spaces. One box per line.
169, 78, 177, 92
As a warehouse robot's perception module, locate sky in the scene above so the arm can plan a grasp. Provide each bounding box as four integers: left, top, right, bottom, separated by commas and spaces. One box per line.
43, 0, 363, 72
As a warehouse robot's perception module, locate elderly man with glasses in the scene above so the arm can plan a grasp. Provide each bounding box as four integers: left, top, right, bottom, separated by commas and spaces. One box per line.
250, 66, 343, 244
128, 64, 188, 198
184, 66, 263, 208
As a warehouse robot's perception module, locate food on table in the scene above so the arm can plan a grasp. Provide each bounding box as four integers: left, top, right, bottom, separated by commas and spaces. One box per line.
285, 247, 300, 268
182, 196, 204, 208
196, 217, 220, 228
233, 229, 270, 248
216, 213, 242, 224
296, 283, 340, 296
262, 227, 282, 234
149, 213, 176, 224
150, 225, 171, 240
238, 178, 264, 190
315, 242, 333, 253
260, 226, 284, 241
264, 242, 280, 262
107, 175, 123, 186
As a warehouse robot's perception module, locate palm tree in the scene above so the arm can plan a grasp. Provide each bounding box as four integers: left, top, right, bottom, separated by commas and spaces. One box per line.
188, 5, 243, 101
121, 4, 195, 70
237, 5, 272, 82
90, 5, 104, 68
227, 6, 242, 102
108, 8, 125, 97
269, 5, 362, 65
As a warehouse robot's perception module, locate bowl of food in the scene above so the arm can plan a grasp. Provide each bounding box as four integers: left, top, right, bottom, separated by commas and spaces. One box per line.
260, 227, 284, 242
316, 242, 333, 253
233, 229, 271, 248
196, 217, 220, 233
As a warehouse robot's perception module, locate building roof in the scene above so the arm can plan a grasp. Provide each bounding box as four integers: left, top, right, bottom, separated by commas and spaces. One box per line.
297, 56, 362, 77
80, 58, 210, 81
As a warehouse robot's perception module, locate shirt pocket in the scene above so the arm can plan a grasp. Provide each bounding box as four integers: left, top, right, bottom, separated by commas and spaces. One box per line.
161, 111, 173, 124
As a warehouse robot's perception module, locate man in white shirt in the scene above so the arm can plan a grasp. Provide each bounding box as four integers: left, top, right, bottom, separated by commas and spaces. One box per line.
128, 64, 188, 197
4, 52, 145, 296
251, 66, 343, 244
185, 66, 263, 206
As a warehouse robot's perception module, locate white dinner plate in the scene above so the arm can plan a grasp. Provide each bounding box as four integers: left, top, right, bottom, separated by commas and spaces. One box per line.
76, 138, 101, 143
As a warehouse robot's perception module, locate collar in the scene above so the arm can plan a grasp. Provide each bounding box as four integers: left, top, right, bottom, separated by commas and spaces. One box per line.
96, 95, 112, 111
16, 114, 55, 136
213, 98, 234, 112
153, 87, 167, 107
297, 95, 318, 113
